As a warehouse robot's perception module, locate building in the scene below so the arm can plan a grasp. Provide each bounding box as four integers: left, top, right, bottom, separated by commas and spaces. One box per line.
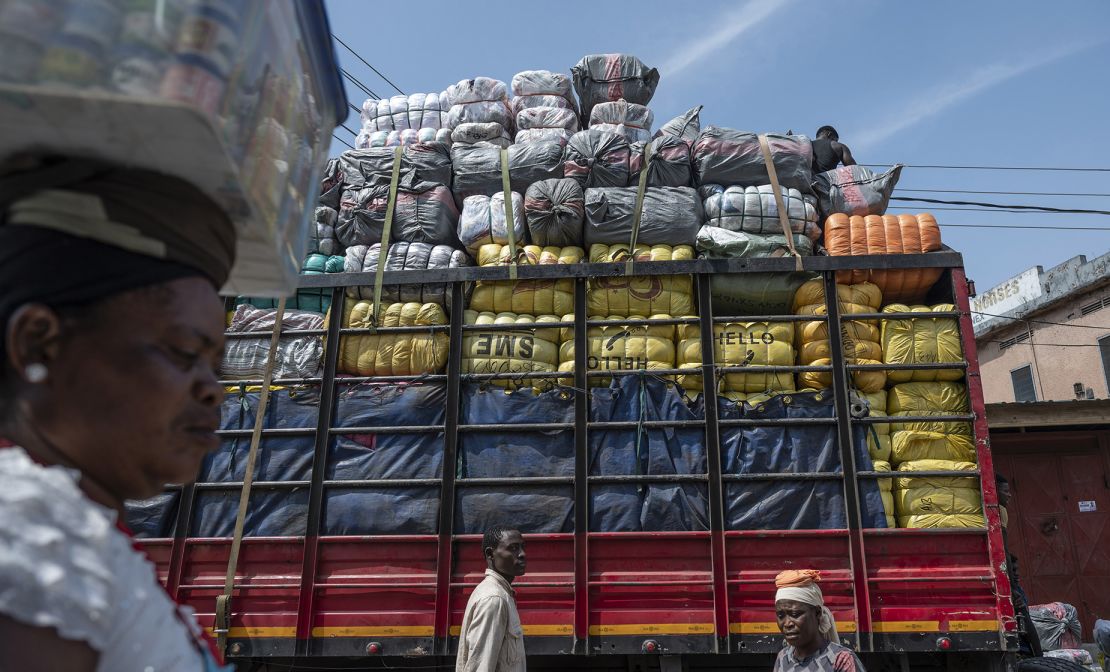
972, 251, 1110, 639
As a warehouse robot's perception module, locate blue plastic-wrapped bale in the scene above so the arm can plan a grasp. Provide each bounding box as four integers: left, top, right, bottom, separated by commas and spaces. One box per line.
590, 375, 709, 532
456, 386, 576, 534
192, 388, 320, 537
125, 491, 180, 538
325, 383, 446, 535
719, 391, 888, 530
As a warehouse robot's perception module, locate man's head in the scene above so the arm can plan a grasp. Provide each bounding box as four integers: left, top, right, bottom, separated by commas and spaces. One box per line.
483, 526, 526, 580
996, 474, 1011, 506
816, 125, 839, 141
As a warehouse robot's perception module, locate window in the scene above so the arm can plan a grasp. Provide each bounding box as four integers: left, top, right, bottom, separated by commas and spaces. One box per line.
999, 331, 1031, 351
1100, 335, 1110, 392
1081, 296, 1110, 317
1011, 365, 1037, 402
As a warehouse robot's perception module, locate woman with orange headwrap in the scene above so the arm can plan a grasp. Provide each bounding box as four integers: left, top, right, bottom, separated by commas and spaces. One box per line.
773, 570, 866, 671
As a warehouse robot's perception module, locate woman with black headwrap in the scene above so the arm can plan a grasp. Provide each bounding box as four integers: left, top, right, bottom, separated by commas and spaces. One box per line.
0, 157, 238, 671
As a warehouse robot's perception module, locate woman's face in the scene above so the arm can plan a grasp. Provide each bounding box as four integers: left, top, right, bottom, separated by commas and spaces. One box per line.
29, 277, 226, 501
776, 599, 821, 651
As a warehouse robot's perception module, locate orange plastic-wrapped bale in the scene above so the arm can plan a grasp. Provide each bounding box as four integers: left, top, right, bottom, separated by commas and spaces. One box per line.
824, 213, 943, 303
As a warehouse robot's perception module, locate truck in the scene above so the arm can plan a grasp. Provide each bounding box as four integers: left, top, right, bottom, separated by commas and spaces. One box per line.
127, 245, 1025, 671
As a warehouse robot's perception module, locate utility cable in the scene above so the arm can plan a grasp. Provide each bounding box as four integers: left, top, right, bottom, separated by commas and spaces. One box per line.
340, 67, 380, 99
890, 196, 1110, 216
332, 134, 355, 150
331, 33, 405, 95
897, 188, 1110, 198
864, 163, 1110, 173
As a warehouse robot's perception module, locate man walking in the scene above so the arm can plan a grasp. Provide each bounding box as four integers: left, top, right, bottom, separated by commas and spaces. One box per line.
456, 526, 528, 672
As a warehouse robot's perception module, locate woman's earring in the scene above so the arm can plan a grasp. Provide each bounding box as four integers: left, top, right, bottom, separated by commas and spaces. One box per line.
24, 363, 48, 384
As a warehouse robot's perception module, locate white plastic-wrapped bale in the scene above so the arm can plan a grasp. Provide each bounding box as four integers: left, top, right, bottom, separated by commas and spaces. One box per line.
813, 164, 903, 218
312, 206, 341, 257
360, 93, 449, 132
572, 54, 659, 124
222, 305, 324, 380
337, 178, 460, 248
459, 192, 528, 256
525, 179, 585, 247
701, 184, 821, 240
510, 69, 577, 114
450, 142, 564, 207
450, 122, 512, 147
515, 107, 579, 145
590, 99, 653, 143
339, 145, 452, 189
693, 128, 814, 193
344, 242, 471, 309
356, 128, 452, 149
584, 186, 703, 247
445, 77, 513, 135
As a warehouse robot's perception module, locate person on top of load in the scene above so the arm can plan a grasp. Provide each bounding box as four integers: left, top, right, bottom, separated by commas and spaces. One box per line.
812, 126, 857, 173
0, 155, 237, 671
773, 569, 866, 671
456, 525, 528, 672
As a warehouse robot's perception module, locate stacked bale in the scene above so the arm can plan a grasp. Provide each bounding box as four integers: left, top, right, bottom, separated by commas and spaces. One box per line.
511, 70, 578, 145
587, 244, 695, 317
524, 179, 585, 247
824, 213, 943, 303
793, 279, 886, 393
462, 311, 562, 389
357, 92, 451, 149
881, 304, 964, 383
222, 305, 325, 380
571, 54, 659, 126
470, 245, 583, 316
590, 99, 653, 143
458, 191, 527, 256
894, 459, 983, 529
344, 242, 471, 310
873, 460, 897, 529
331, 299, 449, 377
559, 316, 676, 387
676, 321, 795, 400
860, 389, 892, 463
445, 77, 513, 147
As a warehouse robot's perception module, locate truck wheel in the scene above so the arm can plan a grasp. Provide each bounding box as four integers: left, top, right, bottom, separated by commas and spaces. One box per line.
1016, 658, 1089, 672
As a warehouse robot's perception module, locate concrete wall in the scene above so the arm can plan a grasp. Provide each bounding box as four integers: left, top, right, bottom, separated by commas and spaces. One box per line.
976, 282, 1110, 403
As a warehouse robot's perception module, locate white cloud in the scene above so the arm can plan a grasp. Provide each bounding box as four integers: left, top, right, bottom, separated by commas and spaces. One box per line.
852, 40, 1104, 152
659, 0, 792, 78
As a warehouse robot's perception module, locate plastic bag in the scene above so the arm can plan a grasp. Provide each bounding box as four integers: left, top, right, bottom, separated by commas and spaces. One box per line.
357, 128, 452, 149
572, 53, 659, 123
583, 186, 703, 247
525, 178, 585, 247
590, 99, 653, 143
361, 92, 448, 132
337, 175, 460, 247
445, 77, 512, 130
450, 122, 511, 147
1030, 602, 1084, 651
458, 192, 527, 256
814, 164, 903, 218
515, 106, 578, 145
344, 241, 471, 309
701, 184, 820, 240
693, 128, 814, 193
451, 141, 564, 206
655, 105, 702, 145
511, 69, 576, 114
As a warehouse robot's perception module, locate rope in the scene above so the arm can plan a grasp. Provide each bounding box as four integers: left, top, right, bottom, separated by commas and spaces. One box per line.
499, 148, 519, 280
757, 134, 804, 272
369, 146, 403, 330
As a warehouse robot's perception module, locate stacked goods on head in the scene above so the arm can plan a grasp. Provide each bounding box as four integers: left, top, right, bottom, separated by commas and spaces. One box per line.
824, 213, 943, 303
894, 459, 983, 529
239, 252, 345, 314
695, 226, 816, 316
590, 99, 653, 143
701, 184, 821, 241
358, 92, 450, 149
445, 77, 513, 147
873, 460, 896, 529
330, 299, 449, 376
469, 245, 584, 316
462, 311, 562, 389
583, 186, 703, 247
222, 305, 324, 380
458, 192, 527, 256
571, 54, 659, 125
512, 70, 579, 146
450, 141, 564, 206
860, 389, 892, 462
563, 130, 693, 189
676, 321, 795, 400
344, 242, 471, 310
881, 304, 964, 383
813, 164, 903, 219
587, 244, 696, 318
793, 279, 886, 392
524, 179, 585, 247
559, 316, 676, 386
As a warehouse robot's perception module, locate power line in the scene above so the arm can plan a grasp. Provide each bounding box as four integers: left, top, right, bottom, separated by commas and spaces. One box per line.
888, 206, 1106, 215
339, 123, 359, 138
890, 196, 1110, 216
943, 223, 1110, 231
332, 133, 355, 150
970, 311, 1110, 331
331, 33, 405, 96
985, 340, 1103, 348
865, 163, 1110, 173
340, 67, 380, 99
348, 102, 362, 115
897, 188, 1110, 198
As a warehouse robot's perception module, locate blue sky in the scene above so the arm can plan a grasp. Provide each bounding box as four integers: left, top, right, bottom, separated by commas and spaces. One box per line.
323, 0, 1110, 290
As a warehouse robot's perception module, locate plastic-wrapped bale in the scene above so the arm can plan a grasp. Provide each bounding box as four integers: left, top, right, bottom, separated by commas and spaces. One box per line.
238, 253, 345, 314
320, 157, 344, 209
584, 186, 703, 247
469, 245, 583, 316
339, 145, 452, 189
676, 321, 795, 396
1043, 649, 1100, 671
572, 54, 659, 125
590, 99, 653, 143
701, 184, 821, 240
337, 178, 459, 247
450, 141, 564, 207
655, 106, 703, 144
894, 459, 983, 529
693, 128, 814, 193
1030, 603, 1084, 651
560, 316, 676, 387
462, 311, 562, 389
695, 226, 816, 316
451, 122, 512, 147
888, 382, 976, 464
882, 304, 964, 383
510, 69, 577, 115
361, 93, 449, 132
458, 192, 527, 256
515, 107, 579, 145
358, 128, 452, 149
814, 164, 903, 218
564, 130, 692, 189
633, 135, 694, 188
873, 460, 896, 529
525, 178, 584, 247
125, 492, 180, 538
793, 279, 886, 392
720, 390, 887, 530
444, 77, 513, 139
859, 390, 892, 462
344, 242, 471, 310
312, 206, 341, 256
222, 305, 324, 380
332, 299, 449, 376
824, 213, 943, 303
587, 244, 696, 317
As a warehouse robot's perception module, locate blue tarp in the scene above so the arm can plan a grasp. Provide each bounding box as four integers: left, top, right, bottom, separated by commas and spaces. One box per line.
125, 491, 180, 538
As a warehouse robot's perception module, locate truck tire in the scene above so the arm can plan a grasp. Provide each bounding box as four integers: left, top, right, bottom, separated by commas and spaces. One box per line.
1016, 658, 1089, 672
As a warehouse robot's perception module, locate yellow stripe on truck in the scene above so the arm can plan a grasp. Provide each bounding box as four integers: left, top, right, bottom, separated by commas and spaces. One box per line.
588, 623, 715, 636
731, 621, 858, 634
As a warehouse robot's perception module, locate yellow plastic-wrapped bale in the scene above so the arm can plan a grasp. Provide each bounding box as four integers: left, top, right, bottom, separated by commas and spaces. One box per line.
675, 321, 795, 395
794, 279, 885, 392
882, 304, 964, 383
873, 460, 896, 529
559, 315, 675, 386
895, 459, 984, 528
332, 299, 449, 376
860, 390, 892, 462
469, 245, 584, 316
887, 382, 975, 464
587, 244, 695, 317
462, 310, 562, 388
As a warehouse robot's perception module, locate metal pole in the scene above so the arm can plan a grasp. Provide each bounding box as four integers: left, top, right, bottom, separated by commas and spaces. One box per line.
573, 277, 590, 655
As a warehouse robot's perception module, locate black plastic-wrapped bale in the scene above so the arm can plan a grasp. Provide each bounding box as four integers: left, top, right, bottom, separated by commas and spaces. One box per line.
813, 164, 903, 219
336, 174, 460, 248
450, 141, 563, 207
338, 144, 452, 189
583, 186, 703, 247
693, 128, 813, 193
344, 241, 471, 309
320, 156, 344, 209
696, 226, 816, 316
524, 178, 585, 247
571, 53, 659, 124
564, 130, 692, 189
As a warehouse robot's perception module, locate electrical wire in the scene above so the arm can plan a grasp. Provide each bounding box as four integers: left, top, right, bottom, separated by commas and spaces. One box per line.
339, 123, 359, 138
332, 134, 355, 150
888, 206, 1110, 215
889, 196, 1110, 216
985, 340, 1104, 348
864, 163, 1110, 173
897, 188, 1110, 198
340, 67, 380, 99
331, 33, 405, 96
943, 223, 1110, 231
970, 311, 1110, 330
